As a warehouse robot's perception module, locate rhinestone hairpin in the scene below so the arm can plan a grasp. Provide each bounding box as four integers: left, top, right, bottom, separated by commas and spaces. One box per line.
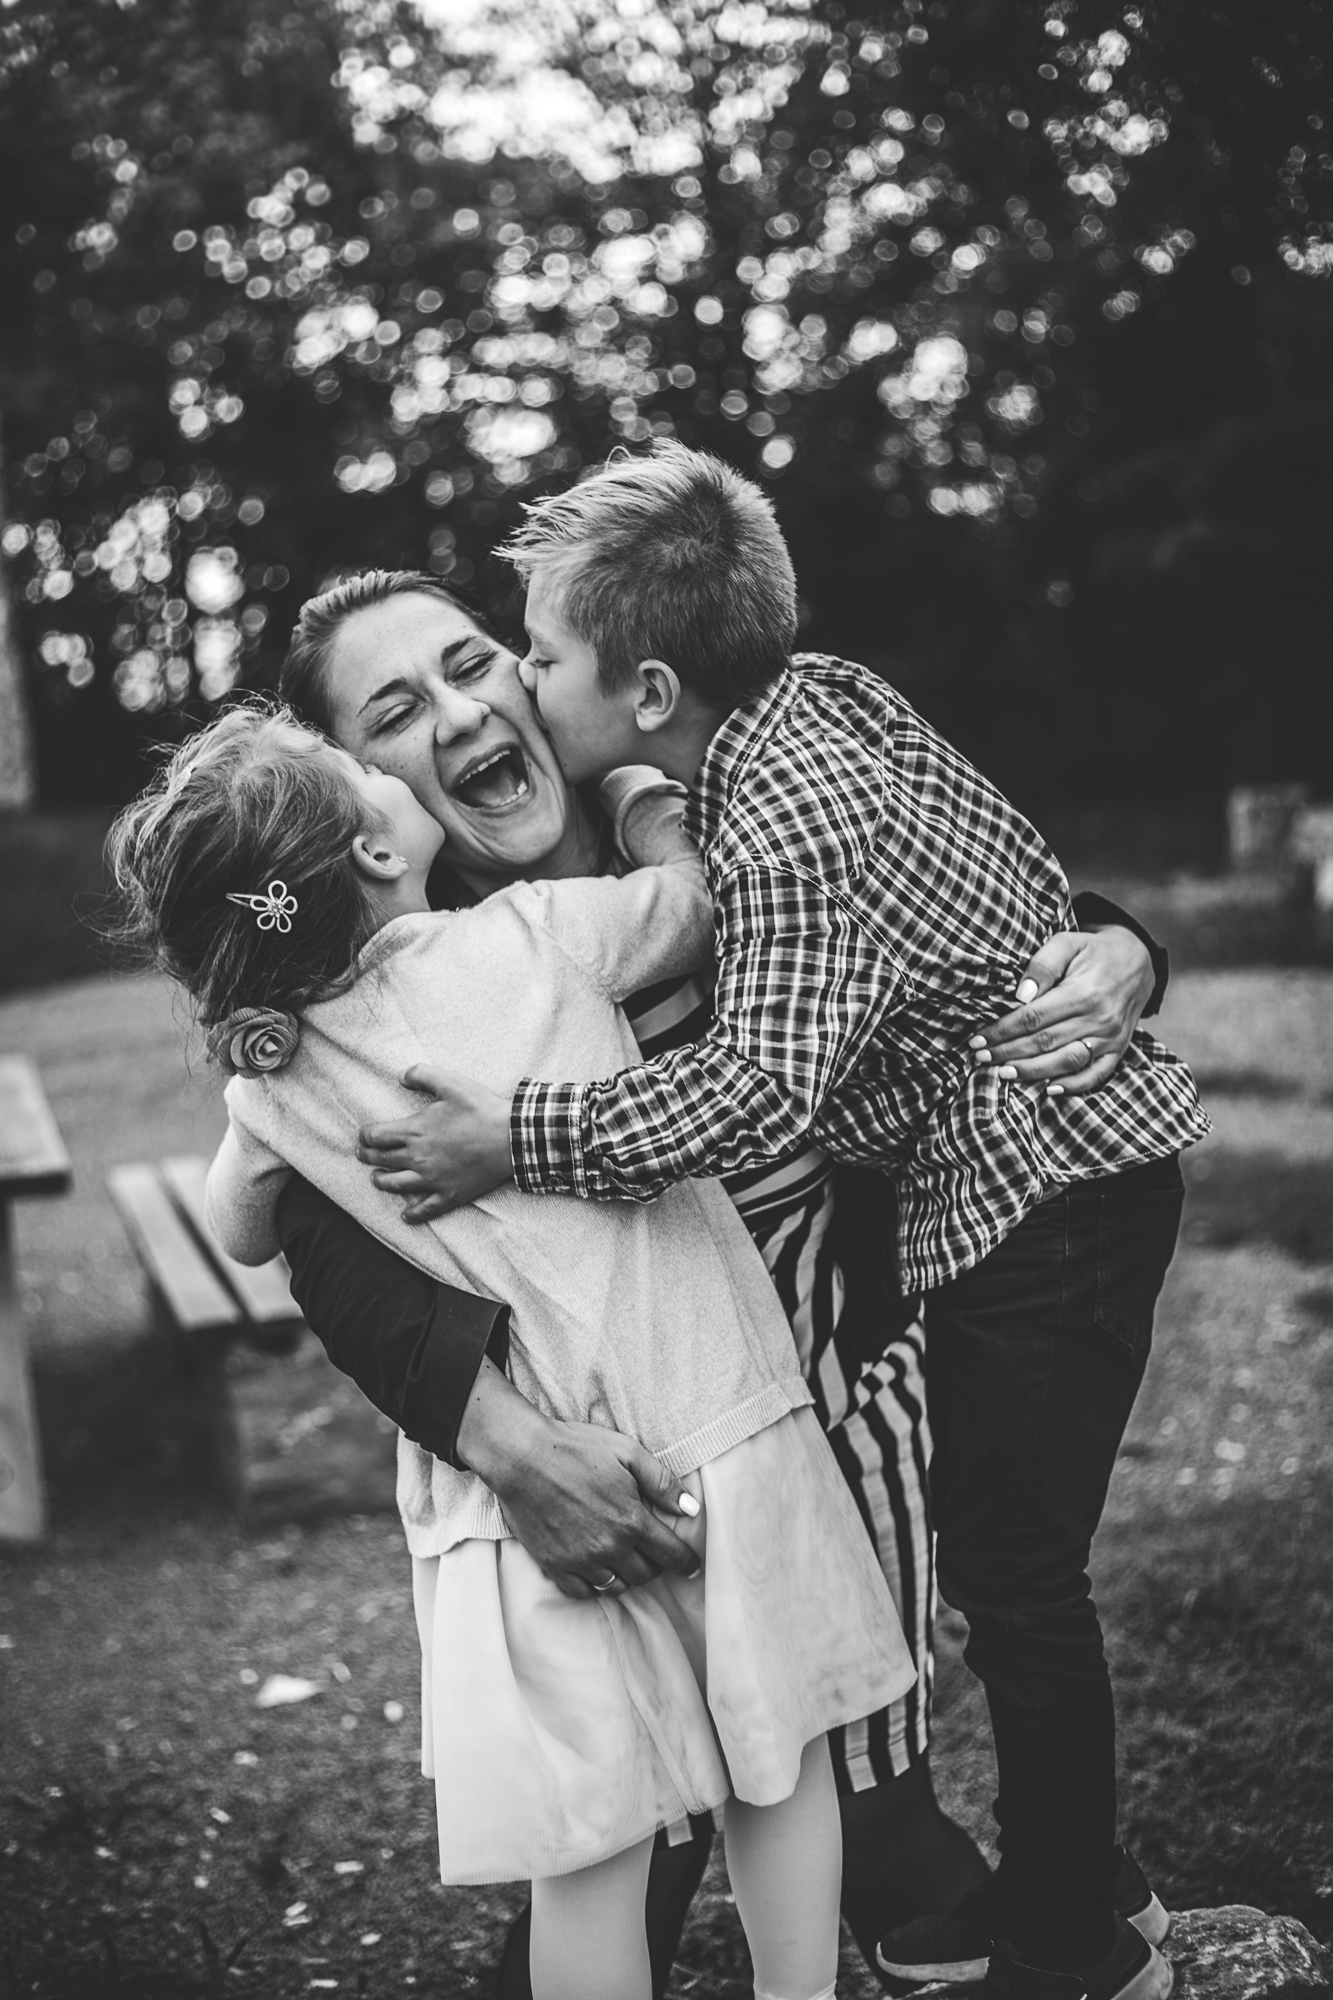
225, 880, 299, 933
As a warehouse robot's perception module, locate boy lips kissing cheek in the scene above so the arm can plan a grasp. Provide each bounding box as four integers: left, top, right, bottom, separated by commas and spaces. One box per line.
517, 567, 722, 791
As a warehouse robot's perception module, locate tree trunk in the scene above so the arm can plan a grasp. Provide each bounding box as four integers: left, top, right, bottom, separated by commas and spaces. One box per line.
0, 409, 36, 812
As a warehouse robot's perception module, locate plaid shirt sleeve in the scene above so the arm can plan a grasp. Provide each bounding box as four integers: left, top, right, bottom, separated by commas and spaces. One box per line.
510, 861, 901, 1200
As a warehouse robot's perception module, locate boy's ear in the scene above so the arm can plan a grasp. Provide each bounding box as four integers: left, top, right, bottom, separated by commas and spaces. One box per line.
631, 658, 683, 736
351, 830, 410, 883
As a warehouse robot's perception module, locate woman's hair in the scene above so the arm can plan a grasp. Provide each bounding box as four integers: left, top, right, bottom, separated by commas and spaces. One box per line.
280, 569, 499, 732
107, 703, 383, 1031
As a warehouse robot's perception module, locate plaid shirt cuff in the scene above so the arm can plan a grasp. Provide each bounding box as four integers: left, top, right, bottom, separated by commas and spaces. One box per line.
511, 1078, 591, 1196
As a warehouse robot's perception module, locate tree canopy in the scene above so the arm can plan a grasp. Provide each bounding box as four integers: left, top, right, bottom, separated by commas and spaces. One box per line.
3, 0, 1331, 813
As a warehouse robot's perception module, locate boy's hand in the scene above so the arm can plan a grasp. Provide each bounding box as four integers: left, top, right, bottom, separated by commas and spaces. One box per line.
970, 925, 1155, 1099
357, 1064, 514, 1221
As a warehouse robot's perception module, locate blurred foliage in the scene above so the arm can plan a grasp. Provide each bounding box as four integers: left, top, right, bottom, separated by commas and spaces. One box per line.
2, 0, 1331, 810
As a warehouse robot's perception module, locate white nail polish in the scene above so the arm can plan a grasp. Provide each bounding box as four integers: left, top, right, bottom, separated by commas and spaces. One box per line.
1016, 980, 1039, 1004
678, 1492, 700, 1517
973, 1048, 992, 1065
968, 1035, 987, 1050
998, 1066, 1017, 1081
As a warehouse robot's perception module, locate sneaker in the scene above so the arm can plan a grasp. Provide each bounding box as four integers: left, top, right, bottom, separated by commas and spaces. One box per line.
876, 1882, 997, 1987
982, 1916, 1173, 2000
1109, 1848, 1170, 1949
876, 1851, 1170, 1988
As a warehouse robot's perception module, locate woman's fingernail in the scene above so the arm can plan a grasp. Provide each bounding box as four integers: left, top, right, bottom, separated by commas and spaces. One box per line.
1047, 1083, 1065, 1098
973, 1048, 992, 1065
968, 1035, 987, 1050
997, 1065, 1018, 1081
678, 1492, 700, 1517
1016, 979, 1039, 1004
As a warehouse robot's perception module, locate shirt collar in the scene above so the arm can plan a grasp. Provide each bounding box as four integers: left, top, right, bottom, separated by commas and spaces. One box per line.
683, 665, 797, 850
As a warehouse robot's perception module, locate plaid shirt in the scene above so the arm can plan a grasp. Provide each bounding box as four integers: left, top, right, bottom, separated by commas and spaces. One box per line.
512, 657, 1209, 1291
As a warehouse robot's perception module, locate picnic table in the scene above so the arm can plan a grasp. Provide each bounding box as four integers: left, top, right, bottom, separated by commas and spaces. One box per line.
0, 1054, 72, 1542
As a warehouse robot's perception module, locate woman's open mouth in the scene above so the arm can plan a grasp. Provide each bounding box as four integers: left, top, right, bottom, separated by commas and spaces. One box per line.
449, 743, 533, 813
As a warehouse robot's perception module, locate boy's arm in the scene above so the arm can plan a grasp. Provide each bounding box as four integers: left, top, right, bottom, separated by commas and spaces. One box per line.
513, 862, 887, 1200
357, 861, 882, 1210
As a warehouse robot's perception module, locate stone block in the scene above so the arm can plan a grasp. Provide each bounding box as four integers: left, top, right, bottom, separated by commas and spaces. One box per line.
1166, 1905, 1330, 1999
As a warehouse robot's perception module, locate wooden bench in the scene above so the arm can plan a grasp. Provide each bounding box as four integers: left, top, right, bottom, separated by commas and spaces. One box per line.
109, 1155, 305, 1500
108, 1155, 303, 1355
0, 1054, 74, 1543
109, 1156, 396, 1523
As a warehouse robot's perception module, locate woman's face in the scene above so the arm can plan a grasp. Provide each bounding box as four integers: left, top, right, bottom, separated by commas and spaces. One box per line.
322, 592, 577, 886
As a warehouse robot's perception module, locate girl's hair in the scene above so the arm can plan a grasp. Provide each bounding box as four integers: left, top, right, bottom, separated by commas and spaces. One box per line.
107, 703, 382, 1031
280, 569, 500, 732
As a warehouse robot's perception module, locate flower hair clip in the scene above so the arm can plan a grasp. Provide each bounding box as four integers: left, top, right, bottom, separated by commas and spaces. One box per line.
207, 1007, 300, 1078
226, 880, 299, 933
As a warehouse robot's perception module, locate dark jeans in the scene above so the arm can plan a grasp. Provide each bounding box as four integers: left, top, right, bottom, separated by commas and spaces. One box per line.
925, 1155, 1185, 1965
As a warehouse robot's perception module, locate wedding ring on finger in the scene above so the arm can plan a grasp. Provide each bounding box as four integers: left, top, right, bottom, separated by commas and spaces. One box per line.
591, 1573, 619, 1594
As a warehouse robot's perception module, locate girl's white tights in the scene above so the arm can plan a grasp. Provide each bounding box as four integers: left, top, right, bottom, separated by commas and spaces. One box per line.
529, 1736, 841, 2000
725, 1736, 841, 2000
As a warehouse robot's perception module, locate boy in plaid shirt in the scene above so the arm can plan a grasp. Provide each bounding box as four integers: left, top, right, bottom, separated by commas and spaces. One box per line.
360, 444, 1207, 2000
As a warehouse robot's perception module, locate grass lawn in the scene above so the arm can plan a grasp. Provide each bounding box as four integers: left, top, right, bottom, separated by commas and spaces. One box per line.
1, 971, 1331, 1998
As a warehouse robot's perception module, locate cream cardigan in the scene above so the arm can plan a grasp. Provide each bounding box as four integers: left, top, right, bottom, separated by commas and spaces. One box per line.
205, 848, 811, 1557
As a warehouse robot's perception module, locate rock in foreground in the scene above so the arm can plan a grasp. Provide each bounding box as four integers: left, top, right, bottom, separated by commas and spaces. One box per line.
1167, 1906, 1329, 1999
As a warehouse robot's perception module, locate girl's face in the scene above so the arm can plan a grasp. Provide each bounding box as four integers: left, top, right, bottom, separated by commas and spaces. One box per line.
337, 751, 446, 883
322, 592, 577, 887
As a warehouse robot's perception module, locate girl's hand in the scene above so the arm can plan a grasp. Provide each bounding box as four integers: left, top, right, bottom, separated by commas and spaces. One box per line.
357, 1064, 514, 1220
968, 925, 1155, 1099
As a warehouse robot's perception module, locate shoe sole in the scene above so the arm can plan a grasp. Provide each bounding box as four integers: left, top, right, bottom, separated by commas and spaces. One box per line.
875, 1946, 990, 1985
1116, 1942, 1174, 2000
1125, 1892, 1171, 1949
875, 1917, 1172, 1991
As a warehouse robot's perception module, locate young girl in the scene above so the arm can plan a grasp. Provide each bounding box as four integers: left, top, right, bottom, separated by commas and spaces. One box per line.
109, 704, 913, 2000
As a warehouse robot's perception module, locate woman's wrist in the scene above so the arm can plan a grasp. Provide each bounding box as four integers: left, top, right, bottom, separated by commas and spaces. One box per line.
454, 1357, 550, 1488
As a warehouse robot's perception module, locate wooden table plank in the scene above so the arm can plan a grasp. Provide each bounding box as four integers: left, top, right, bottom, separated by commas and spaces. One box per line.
108, 1163, 242, 1337
0, 1055, 73, 1196
160, 1155, 301, 1328
0, 1208, 47, 1542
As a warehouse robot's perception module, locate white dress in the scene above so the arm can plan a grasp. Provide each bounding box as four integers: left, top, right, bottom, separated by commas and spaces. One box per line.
413, 1407, 913, 1883
205, 847, 915, 1883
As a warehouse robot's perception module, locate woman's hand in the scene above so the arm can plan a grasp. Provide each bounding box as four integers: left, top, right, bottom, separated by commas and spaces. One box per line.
969, 925, 1155, 1099
357, 1063, 513, 1221
456, 1361, 701, 1600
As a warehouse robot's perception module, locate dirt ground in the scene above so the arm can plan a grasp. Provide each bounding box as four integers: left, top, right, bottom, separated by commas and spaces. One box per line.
1, 969, 1331, 1998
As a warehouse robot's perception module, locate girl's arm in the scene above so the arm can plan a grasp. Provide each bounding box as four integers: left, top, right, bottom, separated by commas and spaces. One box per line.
528, 853, 714, 1004
526, 771, 713, 1002
597, 766, 691, 868
204, 1114, 293, 1265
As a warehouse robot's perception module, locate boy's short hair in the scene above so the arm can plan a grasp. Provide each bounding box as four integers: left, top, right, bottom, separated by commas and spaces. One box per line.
500, 441, 797, 710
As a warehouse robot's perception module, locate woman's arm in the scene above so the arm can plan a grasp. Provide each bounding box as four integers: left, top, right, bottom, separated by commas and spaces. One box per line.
275, 1177, 701, 1591
274, 1174, 509, 1467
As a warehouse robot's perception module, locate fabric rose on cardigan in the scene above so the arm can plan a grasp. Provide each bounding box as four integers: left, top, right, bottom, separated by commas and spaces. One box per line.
206, 1007, 300, 1079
